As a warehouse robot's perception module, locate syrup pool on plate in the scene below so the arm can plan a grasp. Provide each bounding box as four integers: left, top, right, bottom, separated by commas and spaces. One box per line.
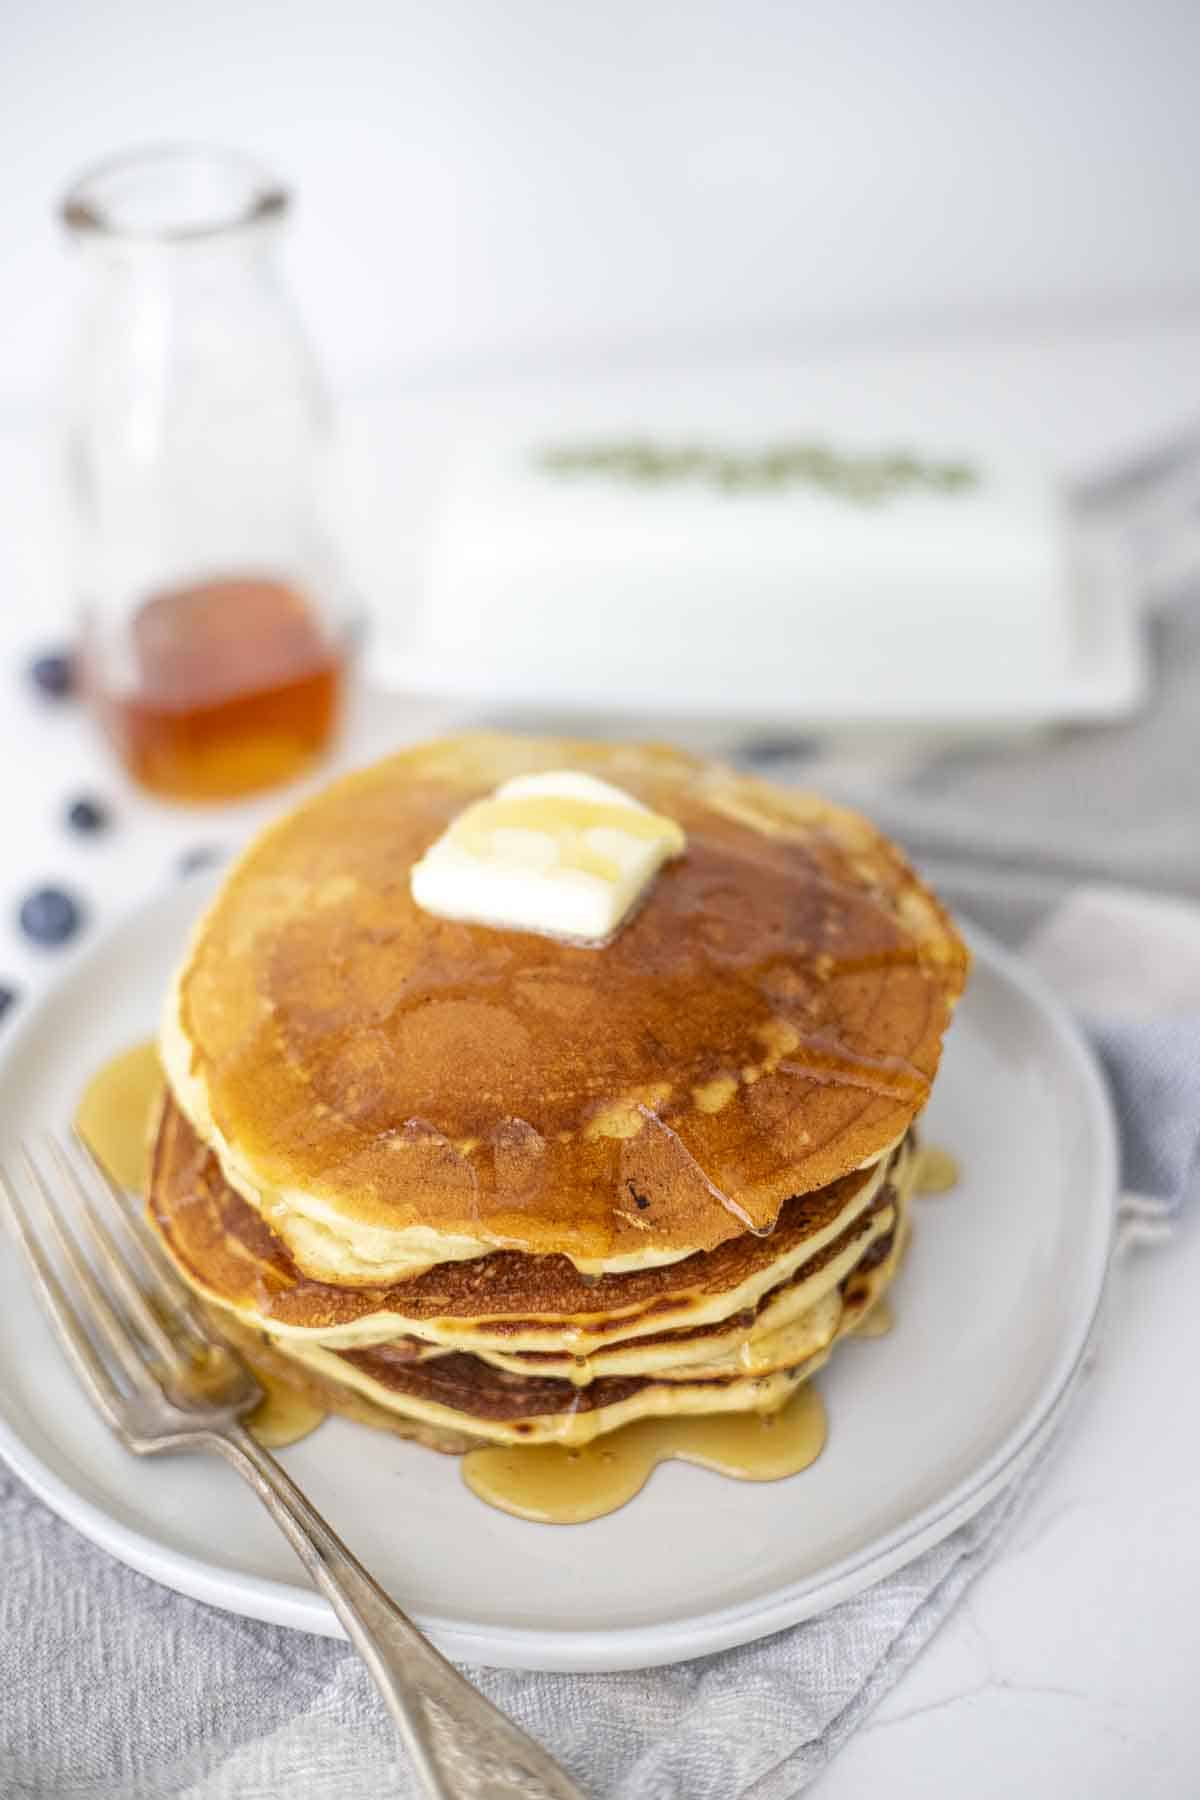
463, 1384, 829, 1525
73, 1040, 328, 1448
464, 1139, 963, 1523
74, 1039, 164, 1193
914, 1144, 961, 1193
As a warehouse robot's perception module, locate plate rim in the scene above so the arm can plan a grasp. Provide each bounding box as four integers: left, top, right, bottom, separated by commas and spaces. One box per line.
0, 891, 1119, 1672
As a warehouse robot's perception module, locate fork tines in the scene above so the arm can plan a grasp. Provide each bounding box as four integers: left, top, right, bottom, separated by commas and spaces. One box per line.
0, 1134, 257, 1439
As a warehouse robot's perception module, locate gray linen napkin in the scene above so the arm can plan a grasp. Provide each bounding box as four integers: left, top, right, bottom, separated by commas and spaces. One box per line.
4, 599, 1200, 1800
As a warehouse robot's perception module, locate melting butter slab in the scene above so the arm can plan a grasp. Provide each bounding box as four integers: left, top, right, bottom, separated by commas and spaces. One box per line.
410, 769, 686, 944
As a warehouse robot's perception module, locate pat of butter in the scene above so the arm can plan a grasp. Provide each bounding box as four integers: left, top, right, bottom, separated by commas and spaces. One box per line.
410, 770, 687, 944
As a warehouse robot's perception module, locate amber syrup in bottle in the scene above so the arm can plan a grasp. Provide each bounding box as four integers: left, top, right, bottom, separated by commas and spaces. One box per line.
91, 576, 346, 801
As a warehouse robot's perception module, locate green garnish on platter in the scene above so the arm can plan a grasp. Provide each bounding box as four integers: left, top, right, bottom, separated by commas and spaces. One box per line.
535, 440, 979, 505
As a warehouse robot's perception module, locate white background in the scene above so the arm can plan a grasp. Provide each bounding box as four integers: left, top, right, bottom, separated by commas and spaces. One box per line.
2, 0, 1200, 407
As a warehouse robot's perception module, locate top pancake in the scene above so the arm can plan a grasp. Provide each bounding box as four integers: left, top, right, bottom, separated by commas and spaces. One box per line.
163, 733, 967, 1281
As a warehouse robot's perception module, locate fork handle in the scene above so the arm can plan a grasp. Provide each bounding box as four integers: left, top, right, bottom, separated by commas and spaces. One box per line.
209, 1424, 587, 1800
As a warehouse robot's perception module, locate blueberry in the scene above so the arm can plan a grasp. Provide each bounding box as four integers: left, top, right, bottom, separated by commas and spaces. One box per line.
178, 845, 222, 877
18, 887, 83, 946
66, 796, 110, 835
738, 735, 823, 766
0, 985, 17, 1022
29, 650, 76, 700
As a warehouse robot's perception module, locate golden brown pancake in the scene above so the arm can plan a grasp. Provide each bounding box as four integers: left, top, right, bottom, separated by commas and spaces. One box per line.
206, 1198, 910, 1449
208, 1310, 485, 1453
162, 734, 967, 1283
149, 1091, 905, 1356
259, 1337, 829, 1447
150, 732, 960, 1453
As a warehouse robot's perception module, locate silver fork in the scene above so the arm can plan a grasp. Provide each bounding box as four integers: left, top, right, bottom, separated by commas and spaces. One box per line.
0, 1134, 587, 1800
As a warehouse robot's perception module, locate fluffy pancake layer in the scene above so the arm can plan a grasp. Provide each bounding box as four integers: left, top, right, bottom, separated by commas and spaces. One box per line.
163, 734, 966, 1281
150, 1093, 906, 1357
205, 1199, 908, 1448
149, 1097, 917, 1445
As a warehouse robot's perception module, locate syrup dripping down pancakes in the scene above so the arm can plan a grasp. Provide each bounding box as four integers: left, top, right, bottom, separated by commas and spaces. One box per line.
148, 734, 967, 1484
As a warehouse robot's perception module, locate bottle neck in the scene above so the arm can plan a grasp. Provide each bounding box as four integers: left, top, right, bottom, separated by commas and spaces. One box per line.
78, 224, 281, 287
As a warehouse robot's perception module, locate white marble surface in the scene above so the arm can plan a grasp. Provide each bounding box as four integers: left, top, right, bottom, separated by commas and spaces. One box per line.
814, 1208, 1200, 1798
2, 328, 1200, 1794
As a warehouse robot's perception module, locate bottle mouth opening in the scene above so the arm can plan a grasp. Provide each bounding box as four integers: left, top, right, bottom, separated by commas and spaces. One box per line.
62, 145, 289, 243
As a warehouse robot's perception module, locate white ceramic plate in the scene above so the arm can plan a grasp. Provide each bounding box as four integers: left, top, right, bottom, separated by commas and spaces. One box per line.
0, 879, 1117, 1672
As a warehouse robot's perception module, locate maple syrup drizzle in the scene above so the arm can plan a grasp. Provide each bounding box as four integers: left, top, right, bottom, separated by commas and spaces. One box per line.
462, 1141, 958, 1522
914, 1145, 960, 1194
851, 1296, 894, 1338
74, 1042, 961, 1498
239, 1360, 329, 1448
74, 1041, 327, 1449
778, 1043, 928, 1105
455, 792, 684, 887
74, 1040, 165, 1192
462, 1384, 827, 1525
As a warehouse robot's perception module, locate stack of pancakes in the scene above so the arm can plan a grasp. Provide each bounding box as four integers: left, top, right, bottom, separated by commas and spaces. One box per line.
149, 734, 968, 1453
